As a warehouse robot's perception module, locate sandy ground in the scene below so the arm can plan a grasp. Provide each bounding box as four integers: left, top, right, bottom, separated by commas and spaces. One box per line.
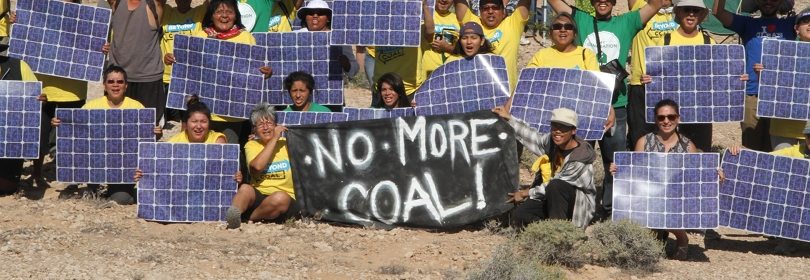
4, 0, 810, 279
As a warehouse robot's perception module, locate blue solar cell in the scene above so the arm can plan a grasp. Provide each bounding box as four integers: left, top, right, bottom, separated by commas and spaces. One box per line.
8, 0, 110, 82
254, 32, 344, 106
757, 38, 810, 121
612, 152, 720, 229
343, 107, 415, 121
720, 149, 810, 241
275, 111, 349, 126
413, 54, 509, 116
331, 0, 422, 46
510, 68, 614, 141
55, 108, 155, 184
0, 81, 42, 159
137, 142, 240, 222
167, 35, 268, 119
644, 45, 746, 123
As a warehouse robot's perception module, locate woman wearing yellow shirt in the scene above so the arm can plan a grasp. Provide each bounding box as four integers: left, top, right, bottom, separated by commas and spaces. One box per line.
225, 103, 295, 229
167, 96, 227, 144
526, 13, 599, 71
0, 56, 42, 195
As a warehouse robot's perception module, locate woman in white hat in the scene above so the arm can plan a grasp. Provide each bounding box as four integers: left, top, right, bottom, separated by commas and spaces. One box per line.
296, 0, 358, 78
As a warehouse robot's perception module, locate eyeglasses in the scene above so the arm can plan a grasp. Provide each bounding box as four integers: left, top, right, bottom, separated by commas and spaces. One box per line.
105, 79, 125, 84
256, 121, 276, 128
656, 114, 679, 122
551, 23, 575, 31
481, 5, 502, 12
550, 123, 575, 132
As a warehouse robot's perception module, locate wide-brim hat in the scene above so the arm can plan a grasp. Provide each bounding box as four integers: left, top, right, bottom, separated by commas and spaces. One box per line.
297, 0, 332, 21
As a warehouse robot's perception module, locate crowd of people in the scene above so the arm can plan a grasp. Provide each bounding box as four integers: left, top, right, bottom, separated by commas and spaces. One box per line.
0, 0, 809, 259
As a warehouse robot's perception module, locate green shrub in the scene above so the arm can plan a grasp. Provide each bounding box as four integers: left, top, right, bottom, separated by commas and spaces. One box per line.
582, 220, 664, 271
466, 245, 566, 280
516, 220, 587, 268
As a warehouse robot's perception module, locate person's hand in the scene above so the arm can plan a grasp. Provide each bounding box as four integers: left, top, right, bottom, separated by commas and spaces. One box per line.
727, 145, 743, 156
101, 42, 110, 55
134, 168, 143, 182
641, 74, 652, 84
740, 73, 749, 81
273, 125, 288, 139
153, 126, 162, 137
51, 117, 61, 127
491, 106, 511, 121
8, 11, 16, 24
234, 171, 243, 183
410, 99, 417, 108
753, 63, 764, 74
259, 66, 273, 79
430, 37, 452, 52
506, 189, 529, 204
164, 53, 175, 65
717, 168, 725, 183
609, 162, 617, 176
604, 107, 615, 131
37, 94, 48, 102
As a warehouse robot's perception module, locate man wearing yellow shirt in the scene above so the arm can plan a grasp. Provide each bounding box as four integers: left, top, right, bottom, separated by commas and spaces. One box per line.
422, 0, 460, 79
627, 0, 677, 146
454, 0, 531, 92
0, 56, 39, 194
226, 103, 296, 229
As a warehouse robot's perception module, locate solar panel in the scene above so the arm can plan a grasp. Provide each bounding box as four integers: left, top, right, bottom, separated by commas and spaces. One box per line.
644, 45, 746, 123
0, 81, 42, 159
166, 35, 268, 119
413, 54, 510, 116
720, 149, 810, 241
510, 68, 614, 141
330, 0, 423, 47
757, 38, 810, 120
9, 0, 111, 82
54, 109, 155, 184
343, 107, 415, 121
137, 142, 240, 222
254, 32, 344, 105
613, 152, 720, 229
275, 111, 349, 126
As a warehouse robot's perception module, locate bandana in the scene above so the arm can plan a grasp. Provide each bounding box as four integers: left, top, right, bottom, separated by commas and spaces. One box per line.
204, 26, 242, 40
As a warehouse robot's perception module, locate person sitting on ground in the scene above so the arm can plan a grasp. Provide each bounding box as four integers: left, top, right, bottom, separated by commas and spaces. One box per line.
371, 73, 412, 110
167, 96, 227, 144
493, 106, 596, 229
0, 56, 41, 195
282, 71, 331, 112
226, 103, 296, 229
296, 0, 359, 78
51, 65, 161, 204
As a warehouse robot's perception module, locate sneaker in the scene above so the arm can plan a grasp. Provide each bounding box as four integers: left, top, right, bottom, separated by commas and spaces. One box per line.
520, 37, 530, 45
225, 207, 242, 229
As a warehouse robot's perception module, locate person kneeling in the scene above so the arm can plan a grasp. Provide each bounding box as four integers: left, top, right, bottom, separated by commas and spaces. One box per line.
226, 103, 298, 229
492, 107, 597, 229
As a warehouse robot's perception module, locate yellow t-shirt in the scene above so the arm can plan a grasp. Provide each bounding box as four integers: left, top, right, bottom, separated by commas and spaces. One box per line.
461, 10, 528, 92
662, 29, 716, 46
373, 46, 423, 95
526, 46, 599, 71
82, 96, 145, 109
245, 139, 295, 198
37, 74, 88, 103
421, 11, 459, 79
11, 61, 38, 82
772, 144, 806, 158
629, 1, 677, 85
192, 29, 256, 122
0, 1, 9, 37
167, 130, 227, 143
770, 119, 806, 139
161, 4, 206, 83
267, 0, 295, 32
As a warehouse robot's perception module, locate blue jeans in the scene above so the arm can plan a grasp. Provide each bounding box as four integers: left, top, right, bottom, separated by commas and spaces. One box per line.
364, 54, 377, 107
598, 107, 627, 214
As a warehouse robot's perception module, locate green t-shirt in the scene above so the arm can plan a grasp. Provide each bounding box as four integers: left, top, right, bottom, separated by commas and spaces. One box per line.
283, 102, 332, 112
240, 0, 274, 33
573, 8, 643, 107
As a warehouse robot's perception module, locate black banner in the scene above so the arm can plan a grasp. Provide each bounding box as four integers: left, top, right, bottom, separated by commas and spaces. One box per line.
286, 110, 519, 229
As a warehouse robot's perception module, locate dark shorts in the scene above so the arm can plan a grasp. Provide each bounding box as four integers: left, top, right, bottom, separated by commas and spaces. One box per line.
241, 187, 301, 222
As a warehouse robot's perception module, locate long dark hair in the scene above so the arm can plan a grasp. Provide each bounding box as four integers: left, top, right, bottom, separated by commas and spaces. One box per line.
372, 73, 410, 109
181, 95, 212, 123
654, 99, 680, 117
452, 35, 494, 57
202, 0, 245, 30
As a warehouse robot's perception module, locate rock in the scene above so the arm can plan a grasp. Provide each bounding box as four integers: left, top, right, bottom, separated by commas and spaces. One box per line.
405, 251, 414, 258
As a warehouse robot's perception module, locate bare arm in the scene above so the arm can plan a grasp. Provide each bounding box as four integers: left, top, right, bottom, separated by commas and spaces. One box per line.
423, 0, 435, 42
634, 135, 646, 152
248, 127, 288, 174
547, 0, 573, 16
638, 0, 663, 24
454, 0, 469, 23
107, 0, 116, 12
293, 0, 304, 9
154, 0, 165, 23
712, 0, 734, 27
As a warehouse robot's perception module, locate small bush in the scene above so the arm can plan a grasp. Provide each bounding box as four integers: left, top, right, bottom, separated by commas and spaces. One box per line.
466, 245, 565, 280
582, 220, 664, 271
516, 220, 587, 268
377, 264, 407, 275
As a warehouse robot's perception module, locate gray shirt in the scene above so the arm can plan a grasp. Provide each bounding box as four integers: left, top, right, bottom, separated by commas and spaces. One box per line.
108, 0, 163, 82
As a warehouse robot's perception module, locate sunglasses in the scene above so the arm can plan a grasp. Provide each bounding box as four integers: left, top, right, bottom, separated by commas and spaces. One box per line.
306, 9, 330, 16
551, 23, 575, 31
678, 7, 704, 14
105, 79, 125, 84
656, 114, 679, 122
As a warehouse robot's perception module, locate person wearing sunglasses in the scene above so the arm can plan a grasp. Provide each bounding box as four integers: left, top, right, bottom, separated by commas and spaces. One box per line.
493, 106, 597, 230
713, 0, 797, 153
526, 13, 598, 71
295, 0, 358, 79
454, 0, 532, 91
225, 103, 297, 229
609, 99, 695, 260
51, 66, 161, 204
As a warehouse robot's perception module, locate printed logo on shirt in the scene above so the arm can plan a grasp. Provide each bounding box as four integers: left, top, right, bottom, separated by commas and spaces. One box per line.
647, 20, 677, 39
263, 160, 290, 180
166, 19, 197, 33
268, 15, 282, 29
756, 24, 786, 38
377, 46, 405, 64
487, 30, 503, 44
582, 31, 621, 65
